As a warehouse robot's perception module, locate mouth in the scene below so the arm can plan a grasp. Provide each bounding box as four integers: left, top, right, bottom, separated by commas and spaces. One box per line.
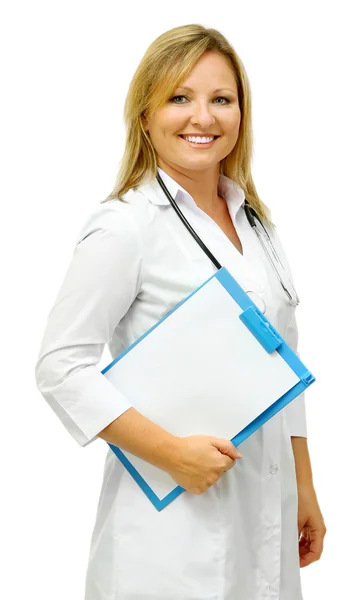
179, 135, 220, 148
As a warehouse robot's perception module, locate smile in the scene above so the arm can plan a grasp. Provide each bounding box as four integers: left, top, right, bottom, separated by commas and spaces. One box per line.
179, 135, 219, 148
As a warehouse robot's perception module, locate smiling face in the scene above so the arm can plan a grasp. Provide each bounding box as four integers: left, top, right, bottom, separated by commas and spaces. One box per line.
142, 51, 241, 176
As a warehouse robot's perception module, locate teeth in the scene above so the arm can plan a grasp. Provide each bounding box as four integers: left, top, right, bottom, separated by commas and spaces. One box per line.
184, 136, 215, 143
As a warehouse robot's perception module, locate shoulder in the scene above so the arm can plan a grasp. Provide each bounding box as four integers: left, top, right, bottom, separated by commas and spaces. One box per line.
75, 185, 157, 245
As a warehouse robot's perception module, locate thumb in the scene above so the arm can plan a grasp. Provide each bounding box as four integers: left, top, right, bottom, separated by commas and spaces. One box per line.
211, 437, 242, 459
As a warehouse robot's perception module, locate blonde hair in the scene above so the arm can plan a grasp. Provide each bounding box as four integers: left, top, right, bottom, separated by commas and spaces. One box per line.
101, 23, 272, 226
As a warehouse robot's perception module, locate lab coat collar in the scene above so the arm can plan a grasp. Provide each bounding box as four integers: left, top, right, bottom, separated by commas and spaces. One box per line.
140, 167, 246, 219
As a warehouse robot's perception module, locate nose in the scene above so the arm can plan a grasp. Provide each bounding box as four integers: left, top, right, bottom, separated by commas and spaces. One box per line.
189, 100, 216, 128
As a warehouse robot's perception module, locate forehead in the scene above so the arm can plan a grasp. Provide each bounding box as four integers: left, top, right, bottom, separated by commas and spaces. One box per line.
175, 85, 237, 94
175, 53, 237, 92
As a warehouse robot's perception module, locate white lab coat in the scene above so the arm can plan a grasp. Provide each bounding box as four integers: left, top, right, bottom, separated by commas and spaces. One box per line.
35, 167, 307, 600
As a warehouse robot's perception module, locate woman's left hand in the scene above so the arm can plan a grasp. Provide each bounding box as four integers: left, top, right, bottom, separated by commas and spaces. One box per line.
297, 483, 327, 568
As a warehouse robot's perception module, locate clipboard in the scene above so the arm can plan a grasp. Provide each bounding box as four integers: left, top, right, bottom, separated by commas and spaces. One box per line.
101, 267, 315, 511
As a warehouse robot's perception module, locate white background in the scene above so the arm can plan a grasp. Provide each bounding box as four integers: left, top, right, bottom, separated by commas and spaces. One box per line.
1, 1, 358, 598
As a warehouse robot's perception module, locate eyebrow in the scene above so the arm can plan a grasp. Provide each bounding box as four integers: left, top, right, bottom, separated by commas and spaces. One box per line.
175, 86, 237, 95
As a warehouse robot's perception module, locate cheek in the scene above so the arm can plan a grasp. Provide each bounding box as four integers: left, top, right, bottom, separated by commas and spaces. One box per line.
224, 115, 241, 148
213, 105, 239, 134
160, 108, 187, 133
220, 114, 240, 142
227, 110, 241, 134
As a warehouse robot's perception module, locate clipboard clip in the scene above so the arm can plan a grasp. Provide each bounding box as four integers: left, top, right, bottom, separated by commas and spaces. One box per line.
239, 306, 283, 353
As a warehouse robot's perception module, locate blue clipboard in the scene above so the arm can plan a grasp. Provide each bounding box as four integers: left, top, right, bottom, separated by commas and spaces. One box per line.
101, 267, 315, 511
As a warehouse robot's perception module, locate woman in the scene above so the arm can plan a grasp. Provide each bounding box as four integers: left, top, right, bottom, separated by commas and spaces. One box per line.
35, 24, 326, 600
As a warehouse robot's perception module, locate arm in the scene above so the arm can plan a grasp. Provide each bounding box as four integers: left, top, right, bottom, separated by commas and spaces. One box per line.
97, 406, 181, 473
34, 202, 143, 447
34, 201, 239, 491
284, 292, 326, 567
291, 436, 313, 486
96, 407, 241, 493
270, 226, 327, 565
291, 436, 326, 567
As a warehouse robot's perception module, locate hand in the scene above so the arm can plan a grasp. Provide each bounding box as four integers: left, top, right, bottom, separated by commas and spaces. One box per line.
297, 482, 326, 567
166, 435, 242, 495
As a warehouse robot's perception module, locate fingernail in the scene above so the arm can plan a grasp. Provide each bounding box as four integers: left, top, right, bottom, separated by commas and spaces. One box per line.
236, 451, 242, 458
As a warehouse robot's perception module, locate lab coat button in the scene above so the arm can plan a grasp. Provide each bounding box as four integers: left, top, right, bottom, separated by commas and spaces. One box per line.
270, 464, 278, 474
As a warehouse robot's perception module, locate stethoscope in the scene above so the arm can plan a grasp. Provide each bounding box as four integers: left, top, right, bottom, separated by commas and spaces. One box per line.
156, 171, 300, 307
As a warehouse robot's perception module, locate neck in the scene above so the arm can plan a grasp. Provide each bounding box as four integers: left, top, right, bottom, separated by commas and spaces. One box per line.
157, 159, 222, 212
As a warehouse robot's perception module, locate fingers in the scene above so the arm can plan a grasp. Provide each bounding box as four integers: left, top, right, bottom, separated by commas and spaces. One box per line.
211, 437, 242, 460
221, 459, 234, 472
309, 528, 325, 561
299, 527, 325, 567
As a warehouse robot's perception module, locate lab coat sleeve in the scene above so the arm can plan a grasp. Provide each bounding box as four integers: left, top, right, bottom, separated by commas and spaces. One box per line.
34, 201, 142, 447
283, 311, 308, 438
269, 223, 308, 438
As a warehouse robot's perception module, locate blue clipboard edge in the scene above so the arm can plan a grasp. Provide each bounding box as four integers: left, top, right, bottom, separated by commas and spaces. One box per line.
102, 266, 315, 512
216, 268, 315, 385
102, 268, 220, 376
108, 377, 309, 512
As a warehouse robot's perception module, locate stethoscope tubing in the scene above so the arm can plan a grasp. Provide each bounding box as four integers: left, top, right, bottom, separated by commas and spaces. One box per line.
156, 172, 299, 306
156, 173, 222, 269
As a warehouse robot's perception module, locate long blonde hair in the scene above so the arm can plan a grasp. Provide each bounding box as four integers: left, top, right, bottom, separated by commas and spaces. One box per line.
101, 23, 272, 226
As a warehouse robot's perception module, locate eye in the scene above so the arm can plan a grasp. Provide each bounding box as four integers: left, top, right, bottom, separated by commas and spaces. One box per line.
170, 95, 187, 104
214, 96, 230, 104
169, 95, 231, 105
